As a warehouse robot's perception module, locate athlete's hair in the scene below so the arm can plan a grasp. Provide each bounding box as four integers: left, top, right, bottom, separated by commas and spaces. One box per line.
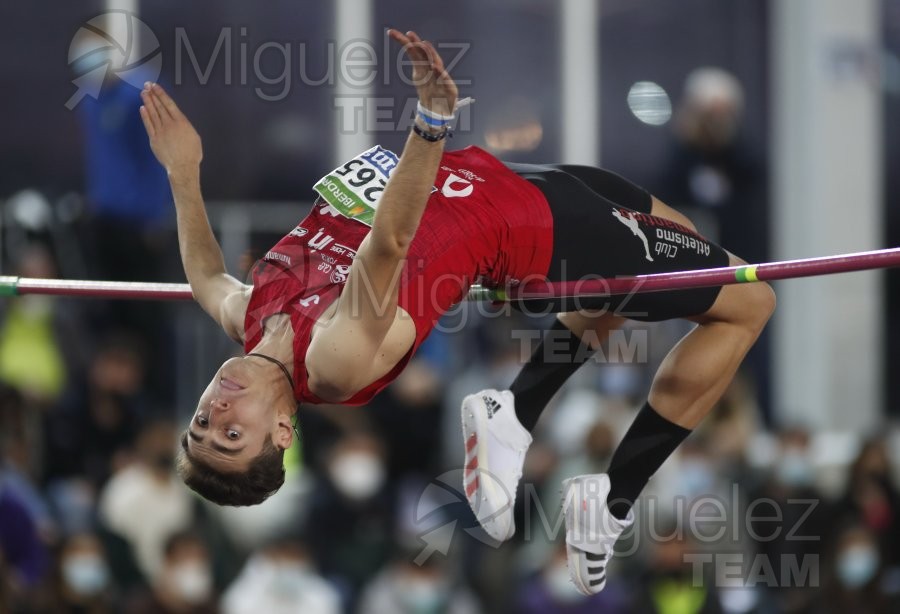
177, 431, 285, 506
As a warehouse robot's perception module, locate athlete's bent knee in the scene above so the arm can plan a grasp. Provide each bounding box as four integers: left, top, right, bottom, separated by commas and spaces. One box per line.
742, 281, 776, 329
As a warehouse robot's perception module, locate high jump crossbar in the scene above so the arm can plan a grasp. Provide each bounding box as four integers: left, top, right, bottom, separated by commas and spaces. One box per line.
1, 247, 898, 303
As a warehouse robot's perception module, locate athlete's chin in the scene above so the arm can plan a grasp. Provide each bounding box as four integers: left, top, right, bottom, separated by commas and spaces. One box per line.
218, 357, 254, 385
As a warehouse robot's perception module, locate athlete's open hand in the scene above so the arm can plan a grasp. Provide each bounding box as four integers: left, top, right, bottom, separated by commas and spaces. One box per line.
140, 82, 203, 176
388, 29, 458, 118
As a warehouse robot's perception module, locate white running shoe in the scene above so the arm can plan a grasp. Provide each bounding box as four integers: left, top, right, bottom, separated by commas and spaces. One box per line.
563, 473, 635, 595
461, 389, 533, 542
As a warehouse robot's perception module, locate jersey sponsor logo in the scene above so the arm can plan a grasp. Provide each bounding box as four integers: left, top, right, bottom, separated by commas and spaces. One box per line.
612, 209, 654, 262
442, 166, 486, 184
317, 201, 342, 218
330, 243, 357, 259
317, 177, 359, 210
655, 242, 678, 259
288, 225, 309, 238
264, 251, 292, 266
441, 173, 474, 198
655, 228, 711, 257
298, 294, 320, 308
308, 228, 335, 251
330, 264, 351, 284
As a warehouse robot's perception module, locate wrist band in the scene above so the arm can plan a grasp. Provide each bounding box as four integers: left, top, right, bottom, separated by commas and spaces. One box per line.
412, 98, 474, 141
416, 97, 476, 129
417, 102, 453, 129
413, 122, 449, 142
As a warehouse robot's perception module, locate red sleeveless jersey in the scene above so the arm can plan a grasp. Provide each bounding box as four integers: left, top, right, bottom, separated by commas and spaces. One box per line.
243, 146, 552, 405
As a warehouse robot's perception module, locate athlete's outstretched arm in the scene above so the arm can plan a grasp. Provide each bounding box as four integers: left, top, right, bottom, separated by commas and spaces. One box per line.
140, 83, 246, 339
306, 30, 458, 399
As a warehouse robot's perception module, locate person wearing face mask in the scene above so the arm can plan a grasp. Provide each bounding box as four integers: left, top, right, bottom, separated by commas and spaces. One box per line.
813, 524, 900, 614
303, 432, 393, 600
745, 427, 830, 613
98, 419, 194, 582
125, 531, 217, 614
221, 540, 341, 614
56, 533, 115, 614
358, 556, 481, 614
516, 541, 629, 614
834, 438, 900, 568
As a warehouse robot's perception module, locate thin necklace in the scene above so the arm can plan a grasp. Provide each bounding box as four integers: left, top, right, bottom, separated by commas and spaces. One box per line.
247, 353, 301, 443
248, 352, 294, 389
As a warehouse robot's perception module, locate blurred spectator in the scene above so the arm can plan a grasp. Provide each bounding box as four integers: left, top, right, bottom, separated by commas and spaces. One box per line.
630, 525, 723, 614
0, 243, 85, 404
304, 431, 393, 600
673, 436, 723, 502
748, 428, 830, 613
520, 417, 616, 574
222, 539, 340, 614
0, 485, 48, 591
73, 28, 170, 286
661, 67, 766, 263
211, 468, 314, 555
515, 540, 629, 613
812, 523, 900, 614
44, 334, 147, 492
554, 419, 615, 484
125, 531, 216, 614
72, 24, 174, 406
833, 438, 900, 567
1, 383, 56, 536
55, 532, 116, 613
657, 67, 771, 416
98, 418, 194, 582
701, 374, 763, 472
370, 357, 445, 479
358, 555, 481, 614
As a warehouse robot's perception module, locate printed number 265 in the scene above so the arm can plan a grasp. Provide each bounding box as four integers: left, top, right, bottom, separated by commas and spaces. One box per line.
335, 160, 386, 203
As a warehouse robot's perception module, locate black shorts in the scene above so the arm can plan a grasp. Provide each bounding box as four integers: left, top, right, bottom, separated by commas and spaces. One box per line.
505, 163, 730, 321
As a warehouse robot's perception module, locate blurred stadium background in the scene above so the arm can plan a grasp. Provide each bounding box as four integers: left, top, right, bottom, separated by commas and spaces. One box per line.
1, 0, 900, 612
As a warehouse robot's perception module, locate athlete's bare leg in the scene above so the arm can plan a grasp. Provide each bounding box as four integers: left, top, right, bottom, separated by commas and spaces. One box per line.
644, 200, 775, 428
558, 311, 626, 349
647, 252, 775, 428
554, 197, 775, 430
546, 196, 774, 428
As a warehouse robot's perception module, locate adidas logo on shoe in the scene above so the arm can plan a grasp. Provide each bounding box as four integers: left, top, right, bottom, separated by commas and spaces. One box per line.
482, 395, 501, 418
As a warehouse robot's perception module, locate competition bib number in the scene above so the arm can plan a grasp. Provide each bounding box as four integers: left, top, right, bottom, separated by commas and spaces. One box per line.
313, 146, 400, 227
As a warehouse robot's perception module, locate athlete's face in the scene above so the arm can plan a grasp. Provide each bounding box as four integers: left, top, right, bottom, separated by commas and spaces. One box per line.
186, 356, 295, 472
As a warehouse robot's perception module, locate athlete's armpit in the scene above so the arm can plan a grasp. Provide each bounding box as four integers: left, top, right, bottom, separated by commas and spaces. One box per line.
217, 284, 252, 343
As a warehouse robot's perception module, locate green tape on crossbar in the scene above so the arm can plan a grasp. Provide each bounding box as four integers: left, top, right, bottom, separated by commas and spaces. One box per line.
734, 266, 759, 283
0, 277, 19, 297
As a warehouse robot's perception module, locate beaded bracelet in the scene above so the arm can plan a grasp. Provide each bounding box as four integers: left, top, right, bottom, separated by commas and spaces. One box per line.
413, 122, 450, 142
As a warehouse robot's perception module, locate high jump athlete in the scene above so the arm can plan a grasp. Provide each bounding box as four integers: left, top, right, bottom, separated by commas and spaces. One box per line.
139, 29, 774, 596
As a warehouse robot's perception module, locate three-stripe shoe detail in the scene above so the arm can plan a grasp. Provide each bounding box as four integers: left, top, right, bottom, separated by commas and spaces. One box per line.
464, 433, 479, 498
585, 552, 607, 587
460, 390, 533, 542
563, 474, 634, 596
